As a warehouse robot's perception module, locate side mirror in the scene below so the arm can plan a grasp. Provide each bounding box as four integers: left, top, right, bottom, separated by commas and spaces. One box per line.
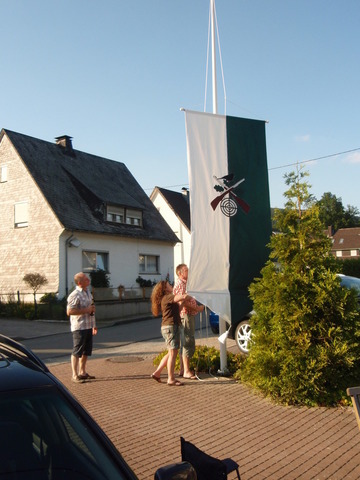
154, 461, 197, 480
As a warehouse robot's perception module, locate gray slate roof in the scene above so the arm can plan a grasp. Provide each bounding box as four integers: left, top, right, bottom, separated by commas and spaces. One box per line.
2, 129, 178, 243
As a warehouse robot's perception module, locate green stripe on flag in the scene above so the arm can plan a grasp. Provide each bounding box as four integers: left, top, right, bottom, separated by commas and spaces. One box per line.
226, 115, 272, 324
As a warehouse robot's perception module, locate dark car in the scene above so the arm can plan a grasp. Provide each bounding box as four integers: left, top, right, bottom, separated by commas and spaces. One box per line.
209, 274, 360, 355
0, 335, 194, 480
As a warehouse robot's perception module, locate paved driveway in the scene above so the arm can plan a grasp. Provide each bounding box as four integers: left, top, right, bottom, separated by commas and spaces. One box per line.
50, 340, 360, 480
2, 317, 360, 479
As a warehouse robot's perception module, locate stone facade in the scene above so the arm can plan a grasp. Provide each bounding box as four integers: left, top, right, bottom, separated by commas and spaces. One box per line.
0, 135, 62, 296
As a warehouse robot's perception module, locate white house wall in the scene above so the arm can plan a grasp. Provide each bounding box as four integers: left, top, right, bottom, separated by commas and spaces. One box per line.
151, 191, 191, 269
60, 232, 175, 298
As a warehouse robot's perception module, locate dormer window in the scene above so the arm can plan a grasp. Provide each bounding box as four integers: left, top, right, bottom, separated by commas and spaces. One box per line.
106, 205, 142, 227
107, 205, 124, 223
126, 208, 142, 226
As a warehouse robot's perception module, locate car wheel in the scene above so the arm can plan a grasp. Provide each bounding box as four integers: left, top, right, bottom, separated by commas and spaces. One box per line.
235, 319, 252, 354
210, 325, 219, 335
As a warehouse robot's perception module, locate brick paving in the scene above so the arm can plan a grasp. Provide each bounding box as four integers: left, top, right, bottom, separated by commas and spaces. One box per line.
50, 348, 360, 480
2, 318, 360, 480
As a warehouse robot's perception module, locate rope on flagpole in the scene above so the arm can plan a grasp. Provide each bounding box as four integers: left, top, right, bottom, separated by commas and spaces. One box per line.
214, 3, 227, 116
195, 306, 219, 381
203, 5, 211, 112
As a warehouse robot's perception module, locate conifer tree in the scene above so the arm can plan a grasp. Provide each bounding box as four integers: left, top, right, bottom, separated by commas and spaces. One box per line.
239, 167, 360, 406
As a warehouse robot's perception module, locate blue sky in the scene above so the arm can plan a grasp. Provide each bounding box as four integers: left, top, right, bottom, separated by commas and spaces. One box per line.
1, 0, 359, 210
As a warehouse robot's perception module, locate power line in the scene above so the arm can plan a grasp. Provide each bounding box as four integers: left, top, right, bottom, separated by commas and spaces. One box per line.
144, 147, 360, 191
269, 147, 360, 171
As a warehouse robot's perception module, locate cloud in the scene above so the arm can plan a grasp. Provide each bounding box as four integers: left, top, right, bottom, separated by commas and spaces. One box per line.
294, 134, 310, 143
344, 151, 360, 164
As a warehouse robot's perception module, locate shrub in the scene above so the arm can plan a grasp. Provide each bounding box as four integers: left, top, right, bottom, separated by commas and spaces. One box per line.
153, 345, 245, 376
136, 276, 156, 288
237, 168, 360, 406
338, 258, 360, 278
90, 269, 110, 288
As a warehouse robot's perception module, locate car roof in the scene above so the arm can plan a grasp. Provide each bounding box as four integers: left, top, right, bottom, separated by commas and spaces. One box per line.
0, 335, 55, 393
338, 274, 360, 291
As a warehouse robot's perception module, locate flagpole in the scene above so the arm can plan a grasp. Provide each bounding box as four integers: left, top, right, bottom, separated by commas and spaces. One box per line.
211, 0, 229, 375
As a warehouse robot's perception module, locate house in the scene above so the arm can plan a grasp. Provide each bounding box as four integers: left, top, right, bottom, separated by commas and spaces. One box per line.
0, 129, 179, 300
330, 227, 360, 259
150, 186, 191, 268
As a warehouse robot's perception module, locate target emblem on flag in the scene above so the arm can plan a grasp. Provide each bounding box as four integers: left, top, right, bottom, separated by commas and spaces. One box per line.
220, 197, 238, 217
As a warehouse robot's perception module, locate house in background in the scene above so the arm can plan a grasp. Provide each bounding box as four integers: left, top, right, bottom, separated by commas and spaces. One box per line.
0, 129, 179, 300
150, 187, 191, 268
330, 227, 360, 259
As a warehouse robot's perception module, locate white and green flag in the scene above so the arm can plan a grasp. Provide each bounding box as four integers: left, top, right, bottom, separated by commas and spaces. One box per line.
184, 110, 272, 324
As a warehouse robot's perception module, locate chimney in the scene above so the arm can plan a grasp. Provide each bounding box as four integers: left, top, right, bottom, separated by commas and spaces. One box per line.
55, 135, 75, 157
181, 187, 189, 203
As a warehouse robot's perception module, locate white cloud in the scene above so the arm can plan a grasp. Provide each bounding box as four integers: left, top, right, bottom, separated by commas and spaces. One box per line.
344, 151, 360, 164
294, 134, 310, 143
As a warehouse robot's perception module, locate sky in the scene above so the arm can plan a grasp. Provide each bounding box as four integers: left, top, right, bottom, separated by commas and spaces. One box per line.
1, 0, 360, 211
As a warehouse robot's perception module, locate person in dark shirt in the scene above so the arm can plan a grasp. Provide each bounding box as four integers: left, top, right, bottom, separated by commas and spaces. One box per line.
150, 280, 189, 386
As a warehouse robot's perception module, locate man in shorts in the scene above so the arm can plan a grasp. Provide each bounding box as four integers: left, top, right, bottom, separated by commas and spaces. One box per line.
67, 272, 97, 383
173, 264, 204, 379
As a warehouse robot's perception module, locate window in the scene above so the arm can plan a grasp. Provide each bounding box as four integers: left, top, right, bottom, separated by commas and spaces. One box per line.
82, 251, 109, 272
14, 201, 28, 228
0, 165, 7, 183
106, 205, 124, 224
125, 209, 142, 226
106, 205, 142, 227
139, 254, 159, 274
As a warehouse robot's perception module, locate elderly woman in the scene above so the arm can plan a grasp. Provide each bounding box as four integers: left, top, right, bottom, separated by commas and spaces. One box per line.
150, 280, 189, 386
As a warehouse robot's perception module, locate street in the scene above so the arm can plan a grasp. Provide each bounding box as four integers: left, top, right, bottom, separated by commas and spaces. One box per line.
20, 315, 220, 364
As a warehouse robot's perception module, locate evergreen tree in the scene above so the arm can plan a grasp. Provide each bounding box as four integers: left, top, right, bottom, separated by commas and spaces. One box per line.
238, 168, 360, 406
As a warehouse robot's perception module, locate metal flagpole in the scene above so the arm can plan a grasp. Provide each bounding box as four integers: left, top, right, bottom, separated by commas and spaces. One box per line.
210, 0, 229, 375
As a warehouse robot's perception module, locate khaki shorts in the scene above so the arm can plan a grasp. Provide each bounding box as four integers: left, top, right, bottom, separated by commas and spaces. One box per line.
161, 324, 180, 350
181, 314, 196, 358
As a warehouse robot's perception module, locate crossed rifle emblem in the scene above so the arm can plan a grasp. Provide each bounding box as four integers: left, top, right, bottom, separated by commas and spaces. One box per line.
211, 173, 250, 217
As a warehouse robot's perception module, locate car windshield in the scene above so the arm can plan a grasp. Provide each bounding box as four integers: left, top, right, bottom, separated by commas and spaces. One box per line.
339, 275, 360, 295
0, 387, 129, 480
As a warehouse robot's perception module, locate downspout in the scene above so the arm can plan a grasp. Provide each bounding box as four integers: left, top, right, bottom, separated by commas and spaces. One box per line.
65, 233, 75, 297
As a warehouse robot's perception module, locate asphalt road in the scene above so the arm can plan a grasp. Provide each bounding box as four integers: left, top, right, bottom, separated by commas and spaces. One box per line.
20, 316, 220, 364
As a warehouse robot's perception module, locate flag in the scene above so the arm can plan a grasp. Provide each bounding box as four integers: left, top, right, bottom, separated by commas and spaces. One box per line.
184, 110, 272, 324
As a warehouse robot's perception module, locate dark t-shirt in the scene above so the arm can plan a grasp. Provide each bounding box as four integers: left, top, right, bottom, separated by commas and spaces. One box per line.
161, 293, 181, 327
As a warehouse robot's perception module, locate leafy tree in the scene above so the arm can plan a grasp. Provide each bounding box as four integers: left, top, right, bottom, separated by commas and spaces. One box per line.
237, 168, 360, 406
317, 192, 360, 230
23, 273, 48, 319
343, 204, 360, 228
